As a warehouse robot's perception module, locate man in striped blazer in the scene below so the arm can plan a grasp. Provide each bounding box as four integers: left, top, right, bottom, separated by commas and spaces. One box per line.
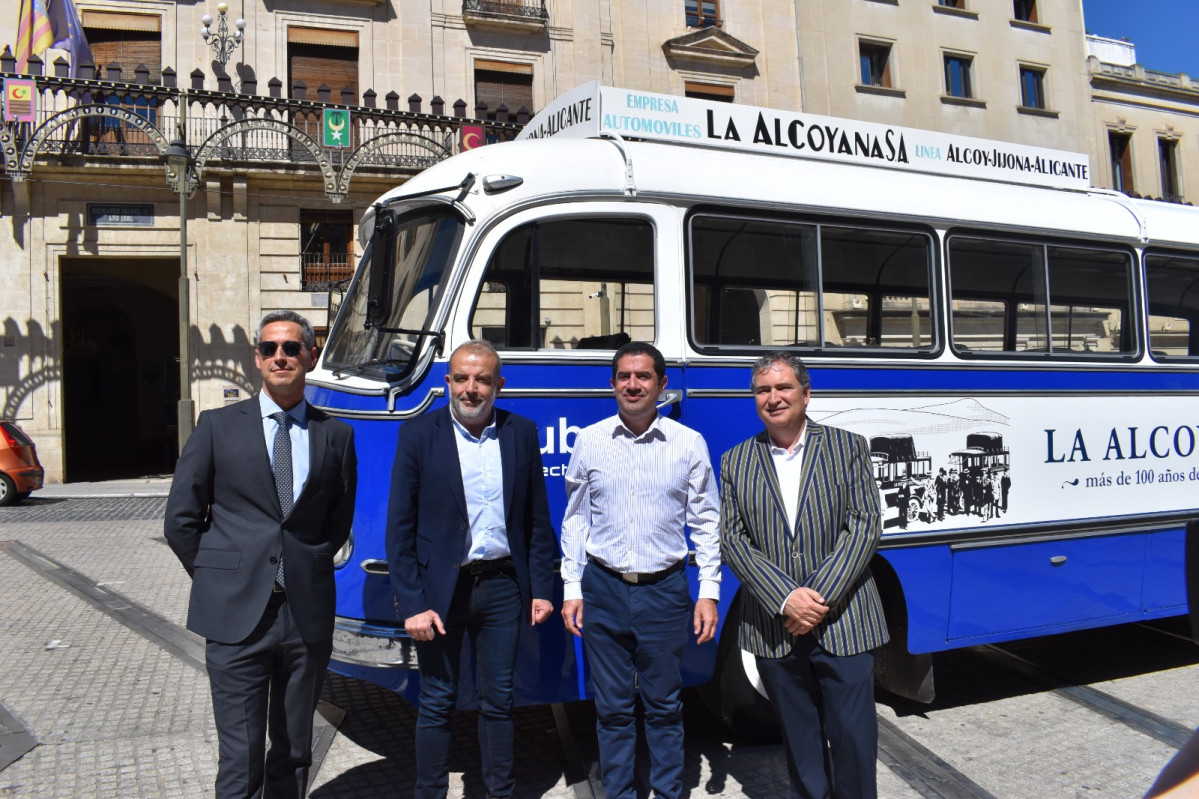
720, 352, 889, 799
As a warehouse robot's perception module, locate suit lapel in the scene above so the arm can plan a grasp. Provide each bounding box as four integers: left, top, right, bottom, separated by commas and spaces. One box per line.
751, 433, 791, 535
297, 403, 327, 509
498, 411, 515, 525
244, 398, 279, 511
437, 408, 470, 522
795, 420, 826, 531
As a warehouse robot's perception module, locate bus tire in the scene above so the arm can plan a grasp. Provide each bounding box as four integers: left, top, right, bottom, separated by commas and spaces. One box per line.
697, 590, 780, 743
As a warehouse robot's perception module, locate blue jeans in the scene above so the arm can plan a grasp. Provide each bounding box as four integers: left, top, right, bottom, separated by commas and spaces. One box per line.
582, 564, 690, 799
413, 569, 522, 799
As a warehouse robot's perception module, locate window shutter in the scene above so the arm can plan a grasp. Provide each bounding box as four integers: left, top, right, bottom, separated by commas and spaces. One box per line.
86, 29, 162, 82
474, 66, 533, 120
288, 43, 359, 99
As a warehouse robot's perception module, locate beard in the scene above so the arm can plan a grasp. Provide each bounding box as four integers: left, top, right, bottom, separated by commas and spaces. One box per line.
450, 393, 494, 428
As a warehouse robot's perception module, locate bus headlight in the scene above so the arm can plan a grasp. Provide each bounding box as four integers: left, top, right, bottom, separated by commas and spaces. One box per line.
333, 529, 354, 568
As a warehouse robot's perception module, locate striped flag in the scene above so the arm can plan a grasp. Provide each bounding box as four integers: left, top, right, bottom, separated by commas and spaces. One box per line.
15, 0, 54, 73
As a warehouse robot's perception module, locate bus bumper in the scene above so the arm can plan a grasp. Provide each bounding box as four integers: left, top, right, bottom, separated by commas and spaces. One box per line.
332, 617, 419, 668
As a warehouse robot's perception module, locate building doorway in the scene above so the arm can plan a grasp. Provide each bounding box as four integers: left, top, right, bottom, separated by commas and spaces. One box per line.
60, 257, 179, 481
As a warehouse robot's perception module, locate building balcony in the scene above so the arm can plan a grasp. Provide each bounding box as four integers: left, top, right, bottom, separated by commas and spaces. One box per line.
302, 253, 353, 292
462, 0, 548, 33
0, 53, 525, 201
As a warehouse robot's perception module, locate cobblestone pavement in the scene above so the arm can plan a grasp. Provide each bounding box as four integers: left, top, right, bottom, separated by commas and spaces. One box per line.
0, 497, 831, 798
3, 495, 1192, 798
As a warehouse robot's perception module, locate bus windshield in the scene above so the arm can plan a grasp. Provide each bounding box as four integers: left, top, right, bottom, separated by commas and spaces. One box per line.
323, 207, 462, 379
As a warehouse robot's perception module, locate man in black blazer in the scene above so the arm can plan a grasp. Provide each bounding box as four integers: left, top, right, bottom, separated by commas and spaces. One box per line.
386, 340, 557, 799
720, 352, 887, 799
166, 310, 356, 798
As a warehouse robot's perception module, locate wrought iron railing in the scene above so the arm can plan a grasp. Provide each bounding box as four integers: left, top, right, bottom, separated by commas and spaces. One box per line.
462, 0, 548, 20
0, 53, 527, 197
302, 253, 353, 292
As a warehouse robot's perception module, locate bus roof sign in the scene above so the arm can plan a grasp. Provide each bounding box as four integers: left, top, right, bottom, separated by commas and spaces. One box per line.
517, 82, 1092, 191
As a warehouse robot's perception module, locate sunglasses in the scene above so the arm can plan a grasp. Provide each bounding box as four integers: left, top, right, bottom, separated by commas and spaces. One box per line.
257, 340, 304, 358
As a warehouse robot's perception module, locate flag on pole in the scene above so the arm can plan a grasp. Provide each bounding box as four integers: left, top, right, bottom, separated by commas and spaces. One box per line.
15, 0, 54, 73
46, 0, 93, 78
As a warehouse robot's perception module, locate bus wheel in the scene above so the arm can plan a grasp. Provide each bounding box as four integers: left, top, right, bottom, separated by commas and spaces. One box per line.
906, 499, 920, 523
696, 591, 780, 743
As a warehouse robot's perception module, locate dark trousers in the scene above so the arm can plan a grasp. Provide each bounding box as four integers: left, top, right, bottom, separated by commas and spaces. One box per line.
756, 637, 878, 799
582, 564, 690, 799
413, 568, 522, 799
206, 592, 332, 799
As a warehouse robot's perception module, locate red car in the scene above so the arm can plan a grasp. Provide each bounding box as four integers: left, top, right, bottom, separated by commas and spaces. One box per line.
0, 421, 44, 506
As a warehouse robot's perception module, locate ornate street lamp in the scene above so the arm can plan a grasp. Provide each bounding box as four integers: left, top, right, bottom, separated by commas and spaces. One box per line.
200, 3, 245, 67
163, 135, 195, 451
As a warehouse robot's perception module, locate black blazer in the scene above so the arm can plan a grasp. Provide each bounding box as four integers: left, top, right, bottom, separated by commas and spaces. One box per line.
385, 406, 557, 622
165, 396, 357, 644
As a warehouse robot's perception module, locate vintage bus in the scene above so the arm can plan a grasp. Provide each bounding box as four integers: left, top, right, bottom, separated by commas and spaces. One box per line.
308, 83, 1199, 719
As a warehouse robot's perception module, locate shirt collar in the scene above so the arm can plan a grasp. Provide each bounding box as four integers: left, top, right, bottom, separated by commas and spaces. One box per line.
451, 411, 498, 442
259, 391, 307, 425
768, 421, 807, 457
612, 412, 665, 442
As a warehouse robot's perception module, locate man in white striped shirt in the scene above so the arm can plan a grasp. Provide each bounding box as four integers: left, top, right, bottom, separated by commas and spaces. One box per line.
560, 341, 721, 799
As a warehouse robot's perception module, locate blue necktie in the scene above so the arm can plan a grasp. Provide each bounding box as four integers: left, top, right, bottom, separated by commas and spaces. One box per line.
272, 411, 292, 587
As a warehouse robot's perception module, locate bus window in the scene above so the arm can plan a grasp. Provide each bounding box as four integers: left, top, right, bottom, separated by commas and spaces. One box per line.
1047, 246, 1131, 353
820, 226, 933, 348
1145, 252, 1199, 358
470, 217, 655, 349
689, 213, 934, 351
691, 216, 820, 347
949, 236, 1134, 356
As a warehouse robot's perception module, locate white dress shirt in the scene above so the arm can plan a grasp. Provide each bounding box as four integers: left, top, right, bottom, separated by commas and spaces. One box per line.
451, 413, 510, 564
768, 424, 808, 536
560, 413, 721, 602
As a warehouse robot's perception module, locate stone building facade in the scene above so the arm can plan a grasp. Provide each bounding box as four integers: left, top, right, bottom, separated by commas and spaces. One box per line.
0, 0, 1195, 481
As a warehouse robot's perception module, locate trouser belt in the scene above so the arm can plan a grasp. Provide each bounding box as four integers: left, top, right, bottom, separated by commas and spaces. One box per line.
465, 556, 514, 576
589, 557, 685, 585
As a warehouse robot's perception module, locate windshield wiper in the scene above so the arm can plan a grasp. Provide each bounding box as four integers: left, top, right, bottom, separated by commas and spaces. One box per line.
377, 173, 476, 224
332, 358, 411, 380
359, 325, 445, 354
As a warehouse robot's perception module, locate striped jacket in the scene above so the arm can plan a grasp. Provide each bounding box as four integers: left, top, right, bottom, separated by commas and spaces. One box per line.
719, 420, 889, 658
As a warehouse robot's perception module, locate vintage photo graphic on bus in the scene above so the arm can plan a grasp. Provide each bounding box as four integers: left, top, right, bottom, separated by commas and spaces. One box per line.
812, 398, 1012, 532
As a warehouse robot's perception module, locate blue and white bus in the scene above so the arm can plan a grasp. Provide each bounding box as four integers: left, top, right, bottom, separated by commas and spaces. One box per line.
309, 83, 1199, 716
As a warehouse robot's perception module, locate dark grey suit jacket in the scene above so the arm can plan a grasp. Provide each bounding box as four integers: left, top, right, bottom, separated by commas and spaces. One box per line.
720, 420, 889, 658
165, 395, 357, 644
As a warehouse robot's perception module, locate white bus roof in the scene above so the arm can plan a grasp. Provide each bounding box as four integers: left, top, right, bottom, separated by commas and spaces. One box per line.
375, 137, 1168, 248
516, 82, 1092, 191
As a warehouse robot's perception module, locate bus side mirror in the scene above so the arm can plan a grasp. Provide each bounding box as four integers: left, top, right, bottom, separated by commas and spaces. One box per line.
366, 210, 397, 328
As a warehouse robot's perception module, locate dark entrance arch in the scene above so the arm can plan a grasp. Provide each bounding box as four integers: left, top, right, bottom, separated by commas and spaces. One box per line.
61, 257, 178, 481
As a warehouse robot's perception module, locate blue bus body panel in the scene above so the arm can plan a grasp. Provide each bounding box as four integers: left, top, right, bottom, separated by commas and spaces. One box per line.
948, 533, 1148, 640
317, 360, 1195, 701
1145, 528, 1188, 612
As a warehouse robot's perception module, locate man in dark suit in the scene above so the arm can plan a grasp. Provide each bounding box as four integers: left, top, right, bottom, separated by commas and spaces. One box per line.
720, 352, 888, 799
165, 310, 357, 798
386, 340, 557, 799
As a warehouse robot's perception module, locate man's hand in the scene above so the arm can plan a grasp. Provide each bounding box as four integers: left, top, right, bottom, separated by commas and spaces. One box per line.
782, 587, 828, 637
530, 598, 553, 626
561, 599, 584, 638
404, 610, 445, 642
693, 598, 719, 644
